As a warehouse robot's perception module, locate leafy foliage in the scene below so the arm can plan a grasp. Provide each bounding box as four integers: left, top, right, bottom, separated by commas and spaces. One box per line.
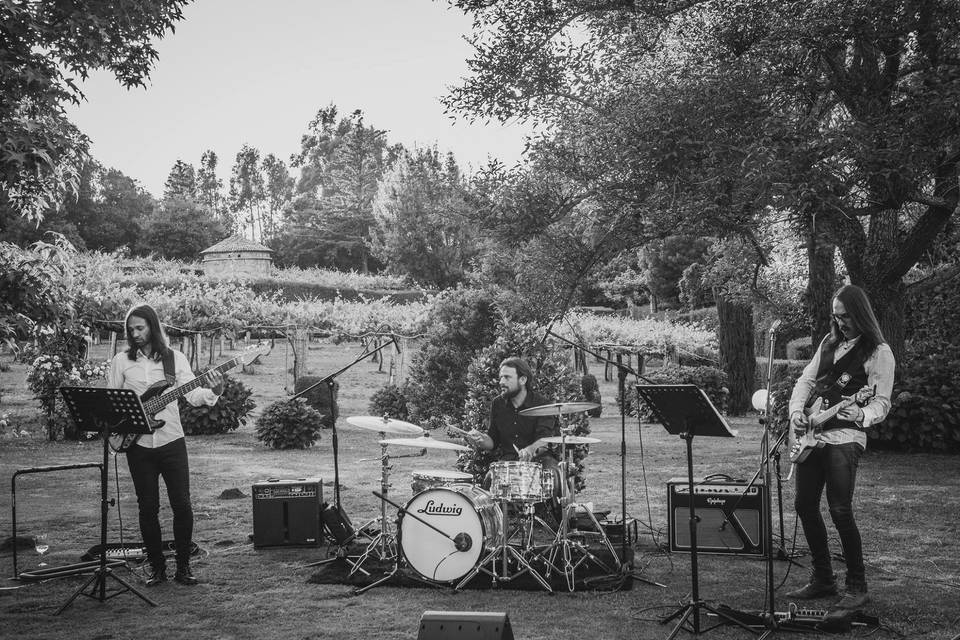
404, 289, 500, 429
255, 398, 326, 449
180, 374, 255, 436
368, 384, 410, 421
1, 0, 188, 221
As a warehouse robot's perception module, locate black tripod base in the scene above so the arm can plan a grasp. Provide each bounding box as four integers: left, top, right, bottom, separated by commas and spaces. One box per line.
55, 566, 157, 615
660, 599, 761, 639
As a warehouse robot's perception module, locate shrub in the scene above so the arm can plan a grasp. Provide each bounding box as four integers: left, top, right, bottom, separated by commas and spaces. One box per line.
458, 322, 592, 492
632, 365, 728, 421
369, 384, 410, 421
872, 344, 960, 452
180, 374, 255, 436
404, 289, 500, 430
255, 398, 326, 449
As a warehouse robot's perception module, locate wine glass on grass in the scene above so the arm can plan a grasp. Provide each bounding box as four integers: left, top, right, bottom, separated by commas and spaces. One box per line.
34, 533, 49, 567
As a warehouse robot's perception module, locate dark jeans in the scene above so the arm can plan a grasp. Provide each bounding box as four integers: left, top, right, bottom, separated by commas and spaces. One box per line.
126, 438, 193, 568
794, 442, 865, 590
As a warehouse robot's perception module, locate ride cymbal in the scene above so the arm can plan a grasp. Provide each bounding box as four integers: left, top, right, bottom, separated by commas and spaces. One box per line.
518, 402, 600, 417
379, 434, 471, 452
345, 415, 424, 435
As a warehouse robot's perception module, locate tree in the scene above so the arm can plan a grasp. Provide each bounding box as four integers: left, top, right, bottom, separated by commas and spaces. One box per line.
196, 149, 232, 234
638, 236, 712, 312
261, 153, 294, 241
228, 144, 265, 242
370, 148, 478, 287
446, 0, 960, 367
139, 198, 227, 261
1, 0, 189, 221
163, 160, 197, 201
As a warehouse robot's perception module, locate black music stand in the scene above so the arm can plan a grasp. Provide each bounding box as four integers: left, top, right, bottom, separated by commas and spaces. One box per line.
57, 387, 158, 614
636, 385, 757, 639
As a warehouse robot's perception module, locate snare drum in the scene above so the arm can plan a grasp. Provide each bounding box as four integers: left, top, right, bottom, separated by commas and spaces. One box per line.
399, 485, 502, 583
488, 461, 551, 502
411, 469, 474, 495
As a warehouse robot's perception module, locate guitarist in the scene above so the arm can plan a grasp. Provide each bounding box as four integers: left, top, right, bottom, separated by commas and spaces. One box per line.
785, 285, 895, 611
107, 304, 223, 587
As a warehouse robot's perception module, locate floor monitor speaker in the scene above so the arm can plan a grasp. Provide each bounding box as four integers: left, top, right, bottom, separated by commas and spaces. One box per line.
417, 611, 514, 640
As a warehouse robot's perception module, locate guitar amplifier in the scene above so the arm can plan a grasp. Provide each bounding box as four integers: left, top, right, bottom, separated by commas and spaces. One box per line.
666, 477, 766, 555
252, 477, 323, 547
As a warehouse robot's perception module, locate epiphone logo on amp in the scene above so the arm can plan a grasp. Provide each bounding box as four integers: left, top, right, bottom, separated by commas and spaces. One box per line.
706, 497, 727, 506
417, 500, 463, 516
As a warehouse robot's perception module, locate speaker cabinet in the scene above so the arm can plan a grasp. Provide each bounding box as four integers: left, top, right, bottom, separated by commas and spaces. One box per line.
418, 611, 514, 640
667, 477, 766, 555
252, 477, 323, 547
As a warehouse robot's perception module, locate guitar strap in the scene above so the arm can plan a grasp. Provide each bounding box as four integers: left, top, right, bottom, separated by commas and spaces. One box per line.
161, 349, 176, 386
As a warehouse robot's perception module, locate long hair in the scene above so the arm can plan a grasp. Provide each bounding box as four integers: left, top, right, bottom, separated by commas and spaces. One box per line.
827, 284, 885, 353
124, 304, 170, 361
500, 356, 535, 392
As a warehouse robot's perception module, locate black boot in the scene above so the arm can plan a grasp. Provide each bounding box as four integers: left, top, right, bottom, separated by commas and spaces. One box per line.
785, 574, 837, 599
144, 562, 167, 587
174, 560, 198, 586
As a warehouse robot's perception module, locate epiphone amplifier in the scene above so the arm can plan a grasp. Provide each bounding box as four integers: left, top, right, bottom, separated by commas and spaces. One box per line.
252, 477, 323, 547
666, 477, 766, 555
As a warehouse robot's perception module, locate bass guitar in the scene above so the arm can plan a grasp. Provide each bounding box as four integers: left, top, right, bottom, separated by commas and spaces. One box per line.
788, 385, 875, 464
108, 343, 271, 453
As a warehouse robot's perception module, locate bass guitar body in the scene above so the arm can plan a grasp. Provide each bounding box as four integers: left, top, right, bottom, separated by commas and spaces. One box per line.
108, 380, 170, 453
788, 386, 874, 465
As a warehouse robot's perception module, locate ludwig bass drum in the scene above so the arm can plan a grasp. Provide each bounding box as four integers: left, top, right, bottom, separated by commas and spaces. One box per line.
398, 485, 502, 583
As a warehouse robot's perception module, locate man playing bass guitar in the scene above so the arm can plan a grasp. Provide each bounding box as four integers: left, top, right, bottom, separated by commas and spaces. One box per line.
108, 304, 224, 587
785, 285, 895, 611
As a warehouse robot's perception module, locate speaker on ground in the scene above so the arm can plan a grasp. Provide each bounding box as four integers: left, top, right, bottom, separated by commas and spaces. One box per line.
417, 611, 514, 640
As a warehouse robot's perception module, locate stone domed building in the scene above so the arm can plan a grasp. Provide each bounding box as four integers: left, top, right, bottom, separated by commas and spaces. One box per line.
200, 235, 273, 278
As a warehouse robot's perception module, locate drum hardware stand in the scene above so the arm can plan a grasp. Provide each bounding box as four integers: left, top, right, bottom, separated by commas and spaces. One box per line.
537, 440, 621, 592
345, 440, 425, 578
544, 330, 664, 588
454, 486, 553, 593
353, 491, 448, 595
635, 385, 759, 639
56, 387, 159, 614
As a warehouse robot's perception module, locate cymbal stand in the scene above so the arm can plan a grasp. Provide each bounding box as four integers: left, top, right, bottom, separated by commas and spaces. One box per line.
455, 485, 553, 593
538, 429, 621, 591
347, 438, 423, 578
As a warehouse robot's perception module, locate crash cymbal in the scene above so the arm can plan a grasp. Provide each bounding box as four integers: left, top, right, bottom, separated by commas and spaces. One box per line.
517, 402, 600, 417
540, 435, 602, 445
346, 415, 424, 435
379, 434, 471, 452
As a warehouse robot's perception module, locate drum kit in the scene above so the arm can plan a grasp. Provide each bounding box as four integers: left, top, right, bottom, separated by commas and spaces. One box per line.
335, 402, 620, 594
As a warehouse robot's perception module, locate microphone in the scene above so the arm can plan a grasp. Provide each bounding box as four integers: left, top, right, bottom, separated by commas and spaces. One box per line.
453, 532, 473, 552
768, 319, 783, 334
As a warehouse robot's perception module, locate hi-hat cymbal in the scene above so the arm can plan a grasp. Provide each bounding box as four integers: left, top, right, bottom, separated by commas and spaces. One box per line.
379, 434, 471, 452
518, 402, 600, 417
540, 435, 602, 445
346, 415, 424, 435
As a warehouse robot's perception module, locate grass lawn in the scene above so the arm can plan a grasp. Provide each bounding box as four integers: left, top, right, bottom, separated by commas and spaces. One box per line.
1, 340, 958, 640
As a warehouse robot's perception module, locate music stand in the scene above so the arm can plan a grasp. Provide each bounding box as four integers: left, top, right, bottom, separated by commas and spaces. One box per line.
56, 387, 158, 614
636, 385, 757, 639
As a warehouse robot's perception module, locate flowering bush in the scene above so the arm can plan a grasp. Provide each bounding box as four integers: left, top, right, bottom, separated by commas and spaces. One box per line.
27, 354, 109, 440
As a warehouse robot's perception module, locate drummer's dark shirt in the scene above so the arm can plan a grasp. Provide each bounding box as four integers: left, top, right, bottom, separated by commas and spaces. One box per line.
487, 390, 559, 461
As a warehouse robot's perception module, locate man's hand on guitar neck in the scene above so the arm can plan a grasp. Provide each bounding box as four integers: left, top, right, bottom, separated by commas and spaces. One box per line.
201, 369, 225, 395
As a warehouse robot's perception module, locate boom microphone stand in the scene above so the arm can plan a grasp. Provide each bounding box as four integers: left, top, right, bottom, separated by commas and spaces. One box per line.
545, 329, 664, 588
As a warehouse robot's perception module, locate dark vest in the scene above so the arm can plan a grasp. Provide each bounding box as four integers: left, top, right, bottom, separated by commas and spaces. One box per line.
808, 337, 870, 431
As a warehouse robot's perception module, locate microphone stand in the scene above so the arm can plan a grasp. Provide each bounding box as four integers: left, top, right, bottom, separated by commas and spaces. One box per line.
544, 329, 664, 588
291, 336, 399, 515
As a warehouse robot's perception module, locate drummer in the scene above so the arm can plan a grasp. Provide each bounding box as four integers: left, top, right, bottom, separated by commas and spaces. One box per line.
462, 357, 560, 477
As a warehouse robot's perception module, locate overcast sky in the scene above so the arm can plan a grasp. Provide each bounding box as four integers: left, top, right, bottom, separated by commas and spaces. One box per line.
64, 0, 532, 198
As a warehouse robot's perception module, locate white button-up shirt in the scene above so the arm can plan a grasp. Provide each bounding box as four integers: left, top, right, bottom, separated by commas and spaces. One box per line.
789, 336, 896, 449
108, 348, 219, 448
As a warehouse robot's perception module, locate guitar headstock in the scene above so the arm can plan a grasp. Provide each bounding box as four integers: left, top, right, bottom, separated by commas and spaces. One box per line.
239, 342, 272, 366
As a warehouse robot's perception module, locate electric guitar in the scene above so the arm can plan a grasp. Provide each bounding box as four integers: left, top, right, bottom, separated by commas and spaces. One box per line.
788, 385, 875, 464
108, 343, 271, 453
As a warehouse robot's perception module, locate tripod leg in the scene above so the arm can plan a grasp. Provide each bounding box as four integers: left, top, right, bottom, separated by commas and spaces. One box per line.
55, 571, 100, 615
107, 568, 158, 606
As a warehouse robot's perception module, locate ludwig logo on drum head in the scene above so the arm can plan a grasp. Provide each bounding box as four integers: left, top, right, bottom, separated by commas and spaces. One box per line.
417, 499, 463, 516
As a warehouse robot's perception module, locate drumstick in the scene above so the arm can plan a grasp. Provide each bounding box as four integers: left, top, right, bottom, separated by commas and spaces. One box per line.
513, 444, 523, 457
